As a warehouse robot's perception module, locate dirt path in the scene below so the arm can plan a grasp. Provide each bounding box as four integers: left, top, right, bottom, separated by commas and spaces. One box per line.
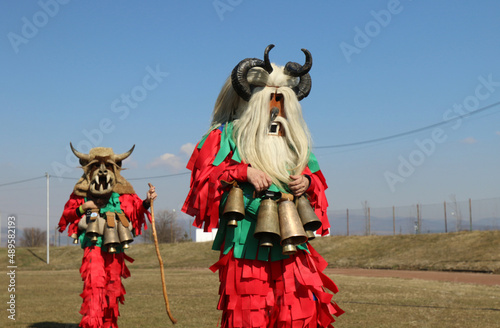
327, 268, 500, 286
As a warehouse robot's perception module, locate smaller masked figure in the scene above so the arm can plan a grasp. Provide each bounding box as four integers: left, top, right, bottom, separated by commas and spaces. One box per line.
58, 144, 157, 328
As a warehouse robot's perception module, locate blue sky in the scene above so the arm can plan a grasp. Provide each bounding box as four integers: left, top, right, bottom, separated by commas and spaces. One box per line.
1, 0, 500, 233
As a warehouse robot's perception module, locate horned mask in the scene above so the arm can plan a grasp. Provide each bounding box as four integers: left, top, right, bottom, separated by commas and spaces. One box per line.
231, 44, 312, 137
224, 45, 313, 191
231, 44, 312, 102
70, 143, 136, 198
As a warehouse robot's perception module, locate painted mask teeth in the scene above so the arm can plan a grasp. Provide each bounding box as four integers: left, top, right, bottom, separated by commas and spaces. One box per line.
92, 174, 112, 192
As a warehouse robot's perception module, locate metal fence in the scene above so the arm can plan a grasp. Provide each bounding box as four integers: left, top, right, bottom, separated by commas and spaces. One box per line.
329, 197, 500, 236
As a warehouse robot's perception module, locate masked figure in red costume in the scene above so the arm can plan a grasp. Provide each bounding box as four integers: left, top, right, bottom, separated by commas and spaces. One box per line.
58, 144, 157, 328
183, 45, 344, 327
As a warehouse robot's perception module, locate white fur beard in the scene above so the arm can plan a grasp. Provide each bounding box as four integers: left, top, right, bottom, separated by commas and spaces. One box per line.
255, 135, 299, 186
233, 85, 312, 191
237, 117, 308, 191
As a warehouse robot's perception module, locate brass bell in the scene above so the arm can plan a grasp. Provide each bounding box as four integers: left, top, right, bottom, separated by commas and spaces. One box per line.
254, 198, 280, 247
70, 233, 79, 244
103, 213, 120, 253
296, 196, 322, 240
279, 198, 307, 255
306, 230, 316, 240
129, 222, 136, 237
282, 239, 297, 255
85, 209, 101, 243
116, 213, 134, 249
77, 216, 88, 231
223, 185, 245, 226
97, 216, 106, 236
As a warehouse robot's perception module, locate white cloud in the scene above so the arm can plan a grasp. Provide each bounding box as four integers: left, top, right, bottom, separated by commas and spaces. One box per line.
180, 143, 196, 156
147, 143, 195, 170
123, 156, 139, 169
495, 131, 500, 136
460, 137, 478, 144
148, 153, 184, 170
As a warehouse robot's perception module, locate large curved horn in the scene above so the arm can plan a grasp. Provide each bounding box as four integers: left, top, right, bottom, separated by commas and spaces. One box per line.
283, 48, 313, 101
292, 73, 312, 101
231, 44, 275, 102
114, 145, 135, 164
283, 48, 312, 77
70, 142, 90, 165
263, 44, 274, 74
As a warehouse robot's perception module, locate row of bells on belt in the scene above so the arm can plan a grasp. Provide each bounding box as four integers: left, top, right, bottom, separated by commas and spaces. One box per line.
75, 209, 134, 253
223, 185, 322, 255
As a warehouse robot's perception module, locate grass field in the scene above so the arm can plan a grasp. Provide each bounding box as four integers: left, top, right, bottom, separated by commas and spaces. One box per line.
1, 231, 499, 327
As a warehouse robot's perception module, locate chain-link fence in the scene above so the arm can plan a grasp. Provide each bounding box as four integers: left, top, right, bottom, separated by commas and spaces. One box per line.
329, 197, 500, 236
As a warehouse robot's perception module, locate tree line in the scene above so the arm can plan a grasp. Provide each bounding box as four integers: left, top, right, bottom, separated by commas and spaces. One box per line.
18, 209, 190, 247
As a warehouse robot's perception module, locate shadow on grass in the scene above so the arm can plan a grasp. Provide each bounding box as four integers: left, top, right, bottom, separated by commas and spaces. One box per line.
28, 323, 79, 328
27, 248, 47, 263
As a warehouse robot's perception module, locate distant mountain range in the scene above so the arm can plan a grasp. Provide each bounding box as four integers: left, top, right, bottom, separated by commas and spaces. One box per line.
327, 211, 500, 235
1, 213, 499, 246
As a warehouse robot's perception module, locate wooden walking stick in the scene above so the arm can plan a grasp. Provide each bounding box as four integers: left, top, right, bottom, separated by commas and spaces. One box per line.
148, 183, 177, 324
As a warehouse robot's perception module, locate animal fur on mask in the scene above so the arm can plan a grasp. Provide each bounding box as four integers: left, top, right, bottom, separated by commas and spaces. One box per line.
209, 45, 313, 191
70, 143, 136, 198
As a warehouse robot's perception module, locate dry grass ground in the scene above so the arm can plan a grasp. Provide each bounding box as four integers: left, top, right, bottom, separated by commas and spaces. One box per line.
1, 231, 499, 327
2, 268, 499, 328
316, 230, 500, 273
6, 230, 500, 273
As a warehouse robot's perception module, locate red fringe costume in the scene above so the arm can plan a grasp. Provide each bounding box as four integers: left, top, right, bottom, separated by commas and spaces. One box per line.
182, 125, 344, 328
59, 193, 150, 328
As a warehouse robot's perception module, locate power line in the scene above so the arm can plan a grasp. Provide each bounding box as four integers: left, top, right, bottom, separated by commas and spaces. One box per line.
127, 172, 190, 180
49, 172, 190, 182
3, 102, 500, 186
314, 100, 500, 149
0, 172, 191, 188
0, 176, 45, 188
56, 176, 81, 180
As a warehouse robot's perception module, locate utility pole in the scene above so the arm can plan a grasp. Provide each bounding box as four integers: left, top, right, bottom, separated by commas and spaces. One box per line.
171, 209, 176, 243
46, 172, 50, 264
368, 207, 371, 236
444, 201, 448, 233
346, 208, 349, 236
469, 198, 472, 231
189, 219, 192, 241
392, 206, 395, 236
417, 204, 421, 234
